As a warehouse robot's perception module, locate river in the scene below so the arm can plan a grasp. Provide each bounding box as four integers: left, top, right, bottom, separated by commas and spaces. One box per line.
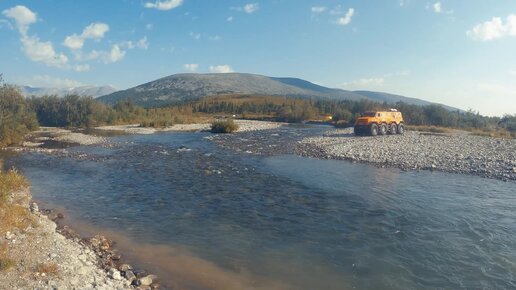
4, 126, 516, 289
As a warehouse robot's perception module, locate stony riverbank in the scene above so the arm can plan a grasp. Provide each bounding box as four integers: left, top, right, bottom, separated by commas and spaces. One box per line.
0, 189, 160, 290
96, 120, 285, 134
297, 128, 516, 181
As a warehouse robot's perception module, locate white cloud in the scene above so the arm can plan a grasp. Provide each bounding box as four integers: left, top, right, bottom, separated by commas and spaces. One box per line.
336, 8, 354, 25
311, 6, 327, 13
430, 1, 453, 14
184, 64, 199, 71
433, 2, 442, 13
121, 37, 149, 50
210, 65, 234, 73
136, 37, 149, 49
342, 78, 385, 88
63, 34, 84, 50
227, 16, 234, 22
330, 5, 344, 15
21, 34, 69, 68
231, 3, 259, 14
104, 45, 125, 63
75, 64, 90, 72
25, 75, 84, 88
82, 23, 109, 39
467, 14, 516, 41
144, 0, 183, 11
189, 32, 201, 40
3, 6, 69, 68
0, 19, 14, 30
146, 23, 153, 30
2, 5, 37, 34
244, 3, 259, 14
209, 35, 221, 41
80, 44, 126, 64
63, 22, 109, 50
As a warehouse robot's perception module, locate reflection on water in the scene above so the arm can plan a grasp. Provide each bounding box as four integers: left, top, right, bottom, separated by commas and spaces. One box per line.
5, 129, 516, 290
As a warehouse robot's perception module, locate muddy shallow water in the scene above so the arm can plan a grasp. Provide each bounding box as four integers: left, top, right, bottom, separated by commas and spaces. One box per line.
4, 127, 516, 289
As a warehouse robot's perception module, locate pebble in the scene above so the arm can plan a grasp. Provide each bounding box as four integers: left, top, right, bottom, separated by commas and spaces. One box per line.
298, 128, 516, 181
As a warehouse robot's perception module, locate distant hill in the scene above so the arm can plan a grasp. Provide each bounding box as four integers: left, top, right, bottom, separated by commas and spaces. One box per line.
19, 85, 117, 98
97, 73, 457, 110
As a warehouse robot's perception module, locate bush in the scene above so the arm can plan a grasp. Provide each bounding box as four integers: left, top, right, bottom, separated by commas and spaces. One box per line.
35, 262, 58, 275
0, 85, 38, 147
211, 119, 239, 133
0, 169, 29, 206
0, 242, 15, 271
334, 120, 349, 128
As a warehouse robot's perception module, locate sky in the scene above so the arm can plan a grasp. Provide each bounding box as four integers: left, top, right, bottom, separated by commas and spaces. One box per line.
1, 0, 515, 116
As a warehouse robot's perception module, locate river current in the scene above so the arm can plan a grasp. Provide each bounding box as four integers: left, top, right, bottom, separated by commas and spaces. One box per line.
5, 127, 516, 289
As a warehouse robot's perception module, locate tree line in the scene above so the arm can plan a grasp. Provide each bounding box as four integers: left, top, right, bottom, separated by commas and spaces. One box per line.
1, 82, 514, 147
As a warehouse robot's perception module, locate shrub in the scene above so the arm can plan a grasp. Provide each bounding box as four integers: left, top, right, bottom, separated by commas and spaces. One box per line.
35, 262, 59, 276
334, 120, 349, 128
210, 119, 239, 133
0, 169, 29, 206
0, 242, 15, 271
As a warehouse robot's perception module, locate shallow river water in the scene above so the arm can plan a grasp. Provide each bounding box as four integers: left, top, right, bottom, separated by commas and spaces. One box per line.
5, 127, 516, 290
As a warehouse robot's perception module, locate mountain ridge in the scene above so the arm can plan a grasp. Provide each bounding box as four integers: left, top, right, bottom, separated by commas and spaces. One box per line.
96, 73, 459, 110
19, 85, 117, 98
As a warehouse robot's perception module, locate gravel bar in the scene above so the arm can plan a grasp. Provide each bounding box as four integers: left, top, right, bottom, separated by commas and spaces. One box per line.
297, 128, 516, 181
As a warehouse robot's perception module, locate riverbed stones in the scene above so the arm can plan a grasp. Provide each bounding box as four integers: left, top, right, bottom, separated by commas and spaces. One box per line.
0, 190, 133, 290
124, 270, 136, 283
136, 275, 153, 286
298, 128, 516, 181
109, 268, 123, 280
30, 202, 39, 213
119, 263, 133, 271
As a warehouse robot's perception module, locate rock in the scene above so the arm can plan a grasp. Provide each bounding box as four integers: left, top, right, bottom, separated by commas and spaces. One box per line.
124, 270, 136, 282
133, 269, 147, 278
136, 275, 153, 286
109, 268, 123, 280
30, 202, 39, 213
119, 264, 133, 271
77, 266, 89, 275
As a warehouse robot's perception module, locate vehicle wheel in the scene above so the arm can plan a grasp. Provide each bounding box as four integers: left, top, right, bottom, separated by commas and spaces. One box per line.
370, 124, 378, 136
354, 126, 360, 136
379, 123, 387, 135
397, 123, 405, 134
389, 123, 397, 134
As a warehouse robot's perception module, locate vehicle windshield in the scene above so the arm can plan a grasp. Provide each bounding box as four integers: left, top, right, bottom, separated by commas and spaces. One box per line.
361, 112, 377, 117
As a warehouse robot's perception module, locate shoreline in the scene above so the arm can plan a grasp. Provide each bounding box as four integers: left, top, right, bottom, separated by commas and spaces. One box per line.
296, 127, 516, 181
95, 119, 285, 134
0, 188, 161, 289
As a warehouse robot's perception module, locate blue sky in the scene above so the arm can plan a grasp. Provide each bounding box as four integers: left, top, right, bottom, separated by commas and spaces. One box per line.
1, 0, 515, 116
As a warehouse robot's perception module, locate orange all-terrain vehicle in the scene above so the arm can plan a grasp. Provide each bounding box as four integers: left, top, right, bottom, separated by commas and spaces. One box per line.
354, 109, 405, 136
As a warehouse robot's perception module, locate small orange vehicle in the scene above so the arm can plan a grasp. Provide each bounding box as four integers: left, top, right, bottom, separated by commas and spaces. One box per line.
354, 109, 405, 136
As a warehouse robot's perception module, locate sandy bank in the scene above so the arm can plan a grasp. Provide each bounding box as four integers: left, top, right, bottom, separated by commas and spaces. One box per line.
96, 120, 285, 134
297, 127, 516, 181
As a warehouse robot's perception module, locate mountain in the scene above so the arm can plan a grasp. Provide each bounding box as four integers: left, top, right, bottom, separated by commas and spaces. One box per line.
353, 91, 458, 111
98, 73, 457, 110
20, 85, 117, 98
